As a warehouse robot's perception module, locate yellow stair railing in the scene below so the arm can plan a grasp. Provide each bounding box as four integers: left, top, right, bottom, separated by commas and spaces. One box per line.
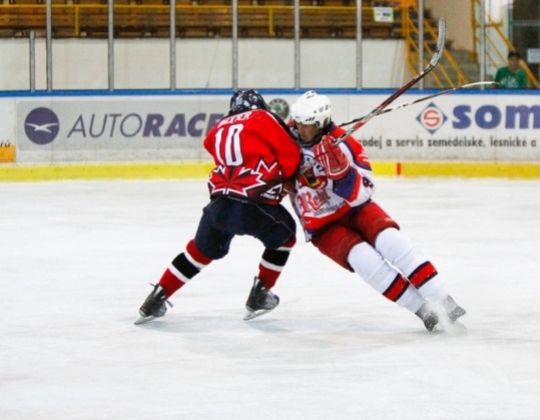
471, 0, 539, 88
402, 1, 468, 88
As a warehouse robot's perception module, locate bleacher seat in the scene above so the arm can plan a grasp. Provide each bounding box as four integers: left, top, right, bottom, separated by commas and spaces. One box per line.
0, 0, 403, 38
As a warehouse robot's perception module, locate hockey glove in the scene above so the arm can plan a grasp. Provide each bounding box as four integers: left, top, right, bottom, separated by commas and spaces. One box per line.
313, 135, 350, 180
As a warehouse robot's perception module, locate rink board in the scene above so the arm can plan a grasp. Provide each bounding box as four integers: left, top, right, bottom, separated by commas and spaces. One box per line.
1, 161, 540, 182
0, 89, 539, 180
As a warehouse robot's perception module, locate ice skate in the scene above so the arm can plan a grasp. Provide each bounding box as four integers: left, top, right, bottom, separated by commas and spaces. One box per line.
442, 295, 466, 323
243, 277, 280, 320
415, 302, 440, 332
134, 284, 171, 325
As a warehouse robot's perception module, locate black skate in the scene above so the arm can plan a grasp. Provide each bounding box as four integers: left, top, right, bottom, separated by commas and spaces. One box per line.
244, 277, 280, 320
442, 296, 466, 323
415, 303, 440, 332
134, 284, 172, 325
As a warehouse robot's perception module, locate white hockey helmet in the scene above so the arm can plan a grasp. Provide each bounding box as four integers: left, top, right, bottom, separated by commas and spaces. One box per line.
290, 90, 332, 129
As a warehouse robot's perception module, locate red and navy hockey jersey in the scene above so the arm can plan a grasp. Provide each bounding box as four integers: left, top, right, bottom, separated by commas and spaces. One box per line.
204, 109, 301, 205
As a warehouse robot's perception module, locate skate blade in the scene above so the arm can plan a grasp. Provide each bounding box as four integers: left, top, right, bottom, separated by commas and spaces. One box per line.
445, 320, 467, 335
449, 309, 467, 324
243, 308, 275, 321
134, 315, 157, 325
425, 323, 444, 335
434, 313, 467, 335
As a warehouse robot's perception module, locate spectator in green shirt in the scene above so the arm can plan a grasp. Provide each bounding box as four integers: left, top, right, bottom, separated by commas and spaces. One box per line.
494, 51, 528, 88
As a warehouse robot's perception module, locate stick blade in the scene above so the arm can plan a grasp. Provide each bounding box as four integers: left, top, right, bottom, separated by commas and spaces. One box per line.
461, 81, 498, 89
436, 17, 446, 52
429, 17, 446, 67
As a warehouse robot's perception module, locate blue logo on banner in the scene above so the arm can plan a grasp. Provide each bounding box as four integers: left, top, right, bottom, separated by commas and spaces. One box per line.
24, 107, 60, 145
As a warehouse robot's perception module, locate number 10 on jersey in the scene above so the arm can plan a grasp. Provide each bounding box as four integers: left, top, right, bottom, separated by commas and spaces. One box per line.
215, 124, 244, 166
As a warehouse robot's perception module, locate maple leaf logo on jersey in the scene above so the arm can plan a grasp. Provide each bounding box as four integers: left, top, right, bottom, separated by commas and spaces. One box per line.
255, 161, 284, 200
208, 165, 266, 197
255, 160, 280, 183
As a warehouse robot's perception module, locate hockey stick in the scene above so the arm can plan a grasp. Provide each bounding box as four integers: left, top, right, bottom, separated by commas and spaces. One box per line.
339, 81, 498, 127
334, 17, 446, 144
296, 18, 445, 175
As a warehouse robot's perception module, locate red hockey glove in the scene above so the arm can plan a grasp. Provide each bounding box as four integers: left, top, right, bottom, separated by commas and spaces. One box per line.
313, 135, 350, 180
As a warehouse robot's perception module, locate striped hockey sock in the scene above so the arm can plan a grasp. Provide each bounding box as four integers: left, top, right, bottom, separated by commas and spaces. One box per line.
158, 239, 212, 297
347, 242, 425, 313
375, 228, 448, 302
257, 236, 296, 289
407, 261, 448, 302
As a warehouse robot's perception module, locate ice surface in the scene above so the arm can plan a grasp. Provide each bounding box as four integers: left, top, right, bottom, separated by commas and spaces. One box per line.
1, 178, 540, 420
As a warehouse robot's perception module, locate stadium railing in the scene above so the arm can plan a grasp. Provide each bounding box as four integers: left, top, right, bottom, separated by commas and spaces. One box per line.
0, 2, 403, 39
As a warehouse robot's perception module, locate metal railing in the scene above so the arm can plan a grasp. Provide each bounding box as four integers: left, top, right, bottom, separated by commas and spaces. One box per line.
0, 3, 401, 38
0, 1, 406, 90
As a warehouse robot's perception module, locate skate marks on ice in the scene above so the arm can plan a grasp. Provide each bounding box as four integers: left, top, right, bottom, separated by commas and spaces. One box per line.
133, 303, 468, 350
3, 179, 540, 419
129, 309, 516, 404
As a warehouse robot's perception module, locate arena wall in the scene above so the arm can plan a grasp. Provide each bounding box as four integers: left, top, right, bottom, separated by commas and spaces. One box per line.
1, 90, 539, 180
0, 39, 408, 91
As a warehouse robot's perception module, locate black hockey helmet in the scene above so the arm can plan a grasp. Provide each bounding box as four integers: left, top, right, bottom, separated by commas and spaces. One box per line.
228, 89, 268, 116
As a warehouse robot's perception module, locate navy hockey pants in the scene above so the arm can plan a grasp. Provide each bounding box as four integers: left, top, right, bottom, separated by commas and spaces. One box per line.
193, 196, 296, 260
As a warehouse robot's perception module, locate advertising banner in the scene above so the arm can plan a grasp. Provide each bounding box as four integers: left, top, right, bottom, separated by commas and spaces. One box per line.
16, 96, 228, 163
13, 92, 540, 163
340, 93, 540, 162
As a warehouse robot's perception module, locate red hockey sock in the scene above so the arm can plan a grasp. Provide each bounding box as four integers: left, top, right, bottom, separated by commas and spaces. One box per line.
158, 268, 186, 297
408, 261, 438, 289
158, 240, 213, 297
257, 236, 296, 289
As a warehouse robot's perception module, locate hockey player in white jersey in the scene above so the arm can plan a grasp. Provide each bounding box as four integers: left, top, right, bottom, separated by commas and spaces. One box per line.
288, 90, 466, 331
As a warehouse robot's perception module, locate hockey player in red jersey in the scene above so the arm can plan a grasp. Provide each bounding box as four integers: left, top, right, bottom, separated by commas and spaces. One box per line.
135, 90, 301, 324
289, 90, 465, 331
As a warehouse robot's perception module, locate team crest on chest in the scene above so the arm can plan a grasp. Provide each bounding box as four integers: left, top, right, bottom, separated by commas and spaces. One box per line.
298, 154, 327, 189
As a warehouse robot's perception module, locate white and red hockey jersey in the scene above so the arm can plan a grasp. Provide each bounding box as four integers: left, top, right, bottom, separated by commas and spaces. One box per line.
204, 109, 301, 205
291, 124, 375, 234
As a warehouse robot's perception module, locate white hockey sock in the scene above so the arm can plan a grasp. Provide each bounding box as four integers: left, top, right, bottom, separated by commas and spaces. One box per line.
375, 228, 449, 302
347, 243, 424, 313
412, 275, 448, 302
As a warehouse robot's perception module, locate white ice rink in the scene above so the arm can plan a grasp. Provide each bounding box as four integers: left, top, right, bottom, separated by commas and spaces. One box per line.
1, 177, 540, 420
